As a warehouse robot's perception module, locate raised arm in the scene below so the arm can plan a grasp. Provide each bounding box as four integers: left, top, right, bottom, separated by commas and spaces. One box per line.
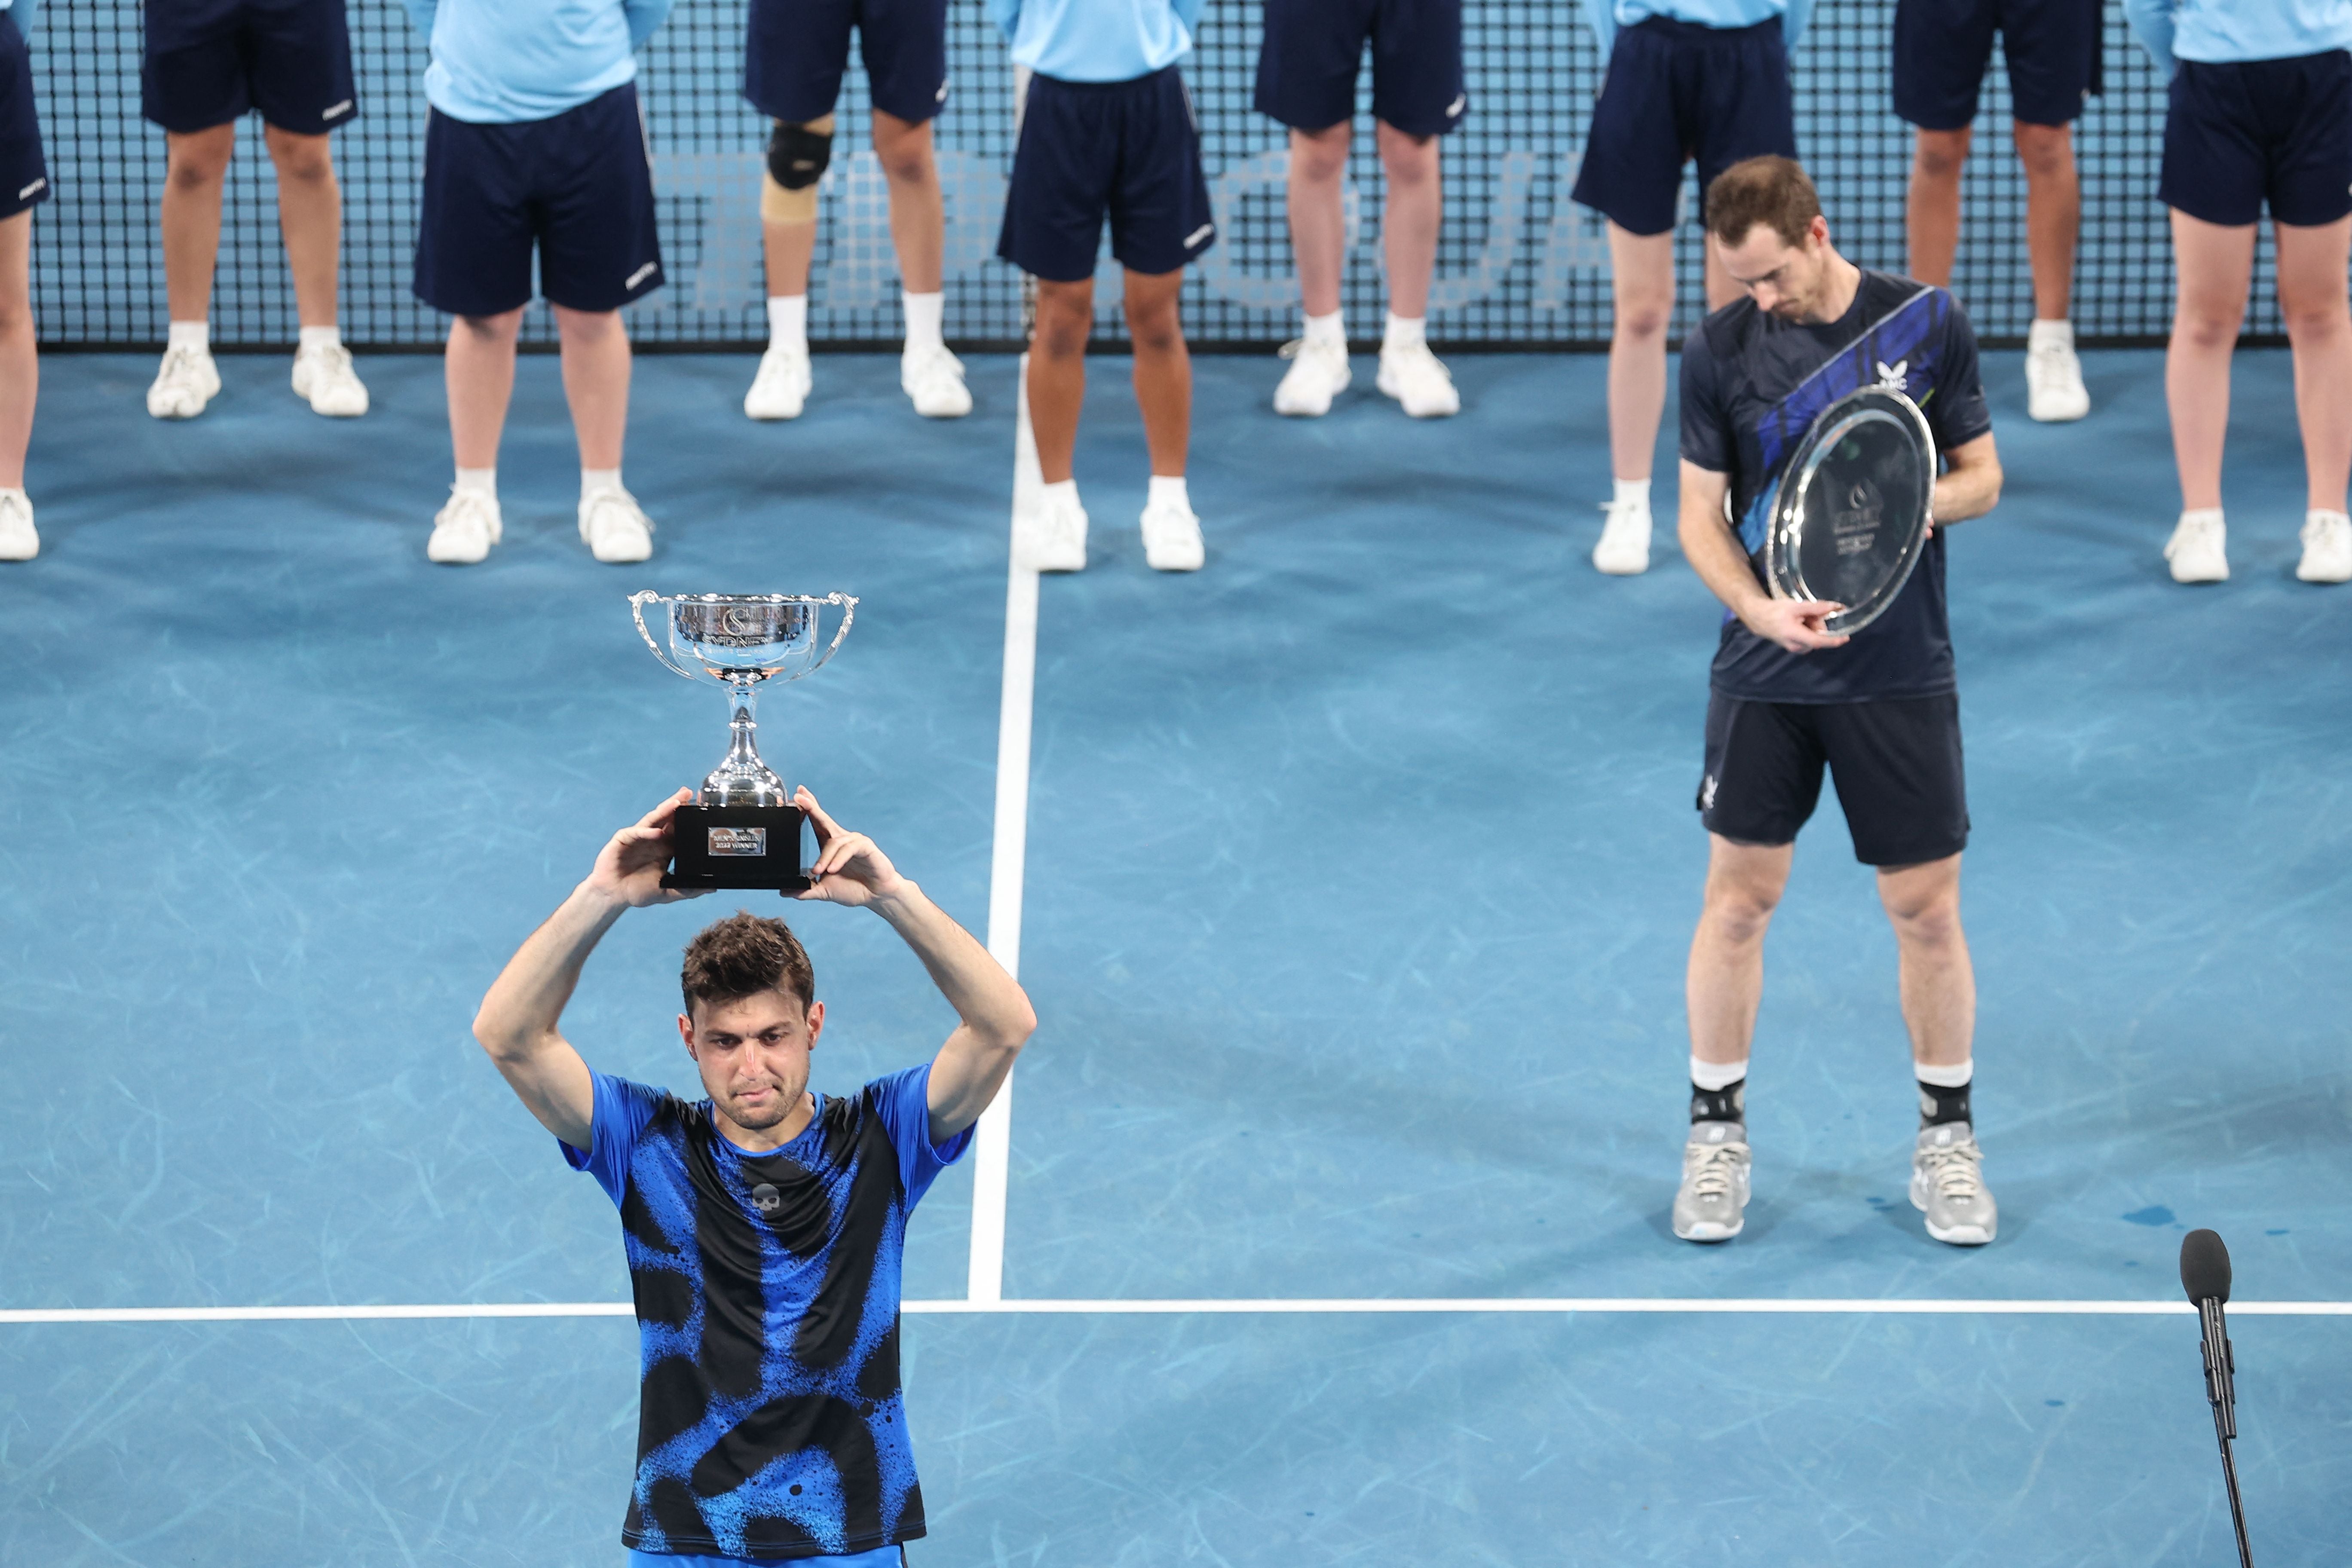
791, 789, 1036, 1142
473, 790, 704, 1148
1676, 459, 1851, 655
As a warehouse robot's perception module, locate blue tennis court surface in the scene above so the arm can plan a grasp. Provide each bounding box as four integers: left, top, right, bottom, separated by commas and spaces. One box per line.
2, 349, 2346, 1565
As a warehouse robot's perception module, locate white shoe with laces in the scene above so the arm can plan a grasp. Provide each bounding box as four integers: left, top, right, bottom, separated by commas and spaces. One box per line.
0, 489, 37, 561
902, 344, 973, 418
2297, 509, 2352, 583
744, 345, 812, 420
2025, 333, 2090, 423
291, 342, 369, 416
1273, 334, 1351, 416
1911, 1121, 1998, 1246
1593, 498, 1653, 576
1017, 487, 1087, 572
580, 487, 655, 564
1140, 496, 1204, 572
426, 489, 502, 565
2165, 509, 2229, 583
1375, 338, 1460, 418
1672, 1120, 1751, 1243
147, 343, 222, 420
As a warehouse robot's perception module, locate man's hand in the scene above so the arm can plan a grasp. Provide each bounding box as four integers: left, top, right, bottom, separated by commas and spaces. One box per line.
585, 790, 708, 909
1740, 596, 1852, 654
793, 788, 910, 909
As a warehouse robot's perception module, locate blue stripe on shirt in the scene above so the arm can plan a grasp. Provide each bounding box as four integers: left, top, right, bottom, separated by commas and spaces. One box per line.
401, 0, 675, 122
986, 0, 1201, 83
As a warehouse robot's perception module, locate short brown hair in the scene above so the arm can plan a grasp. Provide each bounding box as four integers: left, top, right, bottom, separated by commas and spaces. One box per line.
1706, 155, 1822, 249
681, 911, 815, 1017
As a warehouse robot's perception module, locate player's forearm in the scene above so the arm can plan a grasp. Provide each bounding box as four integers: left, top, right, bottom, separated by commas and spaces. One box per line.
869, 882, 1037, 1050
1931, 438, 2003, 526
1679, 482, 1770, 622
472, 882, 628, 1060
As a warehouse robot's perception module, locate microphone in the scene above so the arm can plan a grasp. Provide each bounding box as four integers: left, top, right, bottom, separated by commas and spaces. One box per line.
2179, 1229, 2254, 1568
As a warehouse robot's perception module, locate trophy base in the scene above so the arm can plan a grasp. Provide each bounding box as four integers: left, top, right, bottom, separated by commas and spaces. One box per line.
662, 805, 810, 893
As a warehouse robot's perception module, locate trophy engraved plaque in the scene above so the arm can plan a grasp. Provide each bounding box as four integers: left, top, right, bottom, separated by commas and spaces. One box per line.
1765, 386, 1936, 634
630, 591, 857, 891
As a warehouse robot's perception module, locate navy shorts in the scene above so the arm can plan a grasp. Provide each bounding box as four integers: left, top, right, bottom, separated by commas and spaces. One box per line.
2160, 52, 2352, 228
1699, 692, 1969, 867
1254, 0, 1467, 138
997, 67, 1215, 283
0, 15, 50, 220
1892, 0, 2101, 131
1571, 16, 1796, 238
743, 0, 948, 126
141, 0, 357, 135
414, 84, 665, 318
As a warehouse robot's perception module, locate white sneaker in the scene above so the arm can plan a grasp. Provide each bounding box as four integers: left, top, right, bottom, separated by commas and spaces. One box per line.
744, 345, 812, 420
1273, 334, 1351, 417
147, 343, 222, 420
2297, 509, 2352, 583
2026, 337, 2090, 423
1016, 487, 1087, 573
426, 489, 502, 565
902, 344, 973, 418
580, 488, 655, 564
1593, 498, 1652, 576
0, 490, 37, 561
1375, 339, 1461, 418
1911, 1121, 1998, 1246
2165, 509, 2228, 584
1140, 496, 1205, 572
291, 342, 369, 417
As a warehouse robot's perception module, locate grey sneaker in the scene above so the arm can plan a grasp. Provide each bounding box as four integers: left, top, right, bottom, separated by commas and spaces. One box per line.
1672, 1120, 1750, 1242
1911, 1121, 1997, 1245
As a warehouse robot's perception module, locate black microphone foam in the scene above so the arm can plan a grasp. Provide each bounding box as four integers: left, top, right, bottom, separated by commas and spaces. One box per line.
2181, 1228, 2233, 1305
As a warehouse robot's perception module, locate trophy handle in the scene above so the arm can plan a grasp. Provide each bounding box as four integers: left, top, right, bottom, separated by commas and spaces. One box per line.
803, 592, 858, 677
629, 591, 705, 682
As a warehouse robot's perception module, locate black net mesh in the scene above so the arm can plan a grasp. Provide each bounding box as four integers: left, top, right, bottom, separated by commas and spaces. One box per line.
28, 0, 2261, 349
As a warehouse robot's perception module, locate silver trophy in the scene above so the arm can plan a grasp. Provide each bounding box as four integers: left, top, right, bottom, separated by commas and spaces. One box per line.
1766, 386, 1937, 634
630, 591, 856, 890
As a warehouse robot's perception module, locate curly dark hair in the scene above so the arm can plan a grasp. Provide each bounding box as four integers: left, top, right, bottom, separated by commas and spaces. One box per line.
1706, 155, 1822, 249
681, 910, 815, 1017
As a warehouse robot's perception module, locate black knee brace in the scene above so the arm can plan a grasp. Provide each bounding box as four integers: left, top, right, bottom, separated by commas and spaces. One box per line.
766, 122, 833, 190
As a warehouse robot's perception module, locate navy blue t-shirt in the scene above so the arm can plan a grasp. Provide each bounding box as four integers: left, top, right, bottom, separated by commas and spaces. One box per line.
1680, 269, 1994, 704
565, 1065, 971, 1561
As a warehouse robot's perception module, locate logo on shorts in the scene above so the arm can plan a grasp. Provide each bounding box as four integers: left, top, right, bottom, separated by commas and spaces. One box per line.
1700, 774, 1718, 811
1446, 94, 1467, 119
936, 80, 950, 103
1183, 223, 1214, 250
625, 261, 659, 289
1875, 358, 1909, 393
322, 99, 354, 122
17, 177, 44, 201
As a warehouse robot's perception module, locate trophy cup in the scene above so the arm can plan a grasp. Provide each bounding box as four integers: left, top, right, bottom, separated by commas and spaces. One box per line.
629, 591, 857, 891
1765, 386, 1937, 634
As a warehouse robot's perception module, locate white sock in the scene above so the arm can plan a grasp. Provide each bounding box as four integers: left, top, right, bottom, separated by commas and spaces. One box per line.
1302, 309, 1344, 347
581, 467, 626, 502
1382, 312, 1425, 351
1914, 1059, 1973, 1089
297, 324, 341, 353
1613, 477, 1651, 511
1148, 474, 1191, 513
1041, 478, 1080, 514
168, 319, 209, 353
2028, 319, 2073, 351
2180, 506, 2224, 530
902, 290, 944, 355
453, 467, 496, 499
1690, 1056, 1749, 1093
767, 295, 808, 354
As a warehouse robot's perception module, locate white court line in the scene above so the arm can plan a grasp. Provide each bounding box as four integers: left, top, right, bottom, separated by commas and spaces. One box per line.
5, 1298, 2349, 1325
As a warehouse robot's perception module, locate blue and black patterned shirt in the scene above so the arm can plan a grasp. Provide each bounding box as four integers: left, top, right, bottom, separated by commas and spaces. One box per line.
564, 1065, 970, 1561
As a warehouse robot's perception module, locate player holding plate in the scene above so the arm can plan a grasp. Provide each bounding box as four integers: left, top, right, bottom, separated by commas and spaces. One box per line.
1670, 156, 2006, 1248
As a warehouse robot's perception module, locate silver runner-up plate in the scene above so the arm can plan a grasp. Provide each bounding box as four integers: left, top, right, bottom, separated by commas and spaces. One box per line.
1764, 386, 1936, 634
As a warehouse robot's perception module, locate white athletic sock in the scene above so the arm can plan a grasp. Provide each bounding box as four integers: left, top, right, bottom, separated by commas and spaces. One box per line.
1382, 312, 1425, 352
1613, 476, 1651, 511
902, 290, 945, 355
1041, 477, 1080, 512
1690, 1056, 1749, 1093
1914, 1058, 1973, 1089
1147, 474, 1191, 512
453, 467, 496, 499
2028, 319, 2073, 351
1302, 309, 1344, 348
581, 467, 626, 502
768, 295, 808, 354
168, 319, 209, 353
297, 324, 341, 353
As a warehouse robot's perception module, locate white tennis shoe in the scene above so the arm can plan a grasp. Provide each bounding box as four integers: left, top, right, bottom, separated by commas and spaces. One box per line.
902, 344, 973, 418
147, 343, 222, 420
292, 341, 369, 416
2297, 509, 2352, 583
744, 345, 812, 420
2025, 329, 2090, 423
580, 488, 655, 564
1140, 495, 1204, 572
426, 489, 502, 565
1375, 339, 1460, 418
1912, 1121, 1998, 1246
2165, 509, 2228, 583
0, 489, 37, 561
1593, 497, 1653, 576
1273, 334, 1351, 416
1672, 1120, 1751, 1243
1016, 487, 1087, 573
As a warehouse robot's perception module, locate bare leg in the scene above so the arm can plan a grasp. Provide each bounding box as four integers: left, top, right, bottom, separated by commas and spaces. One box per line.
553, 305, 631, 472
2012, 121, 2079, 321
2273, 215, 2352, 514
1686, 836, 1794, 1068
2165, 209, 2257, 512
1905, 126, 1971, 288
263, 125, 341, 328
872, 108, 944, 294
1286, 122, 1351, 318
1605, 222, 1675, 484
761, 218, 818, 299
162, 124, 237, 322
445, 309, 523, 471
1375, 120, 1440, 321
1028, 277, 1092, 484
1876, 855, 1975, 1070
0, 211, 32, 490
1123, 267, 1190, 476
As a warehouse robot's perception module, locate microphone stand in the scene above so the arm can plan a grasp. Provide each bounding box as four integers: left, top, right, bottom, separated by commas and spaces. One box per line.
2197, 1296, 2254, 1568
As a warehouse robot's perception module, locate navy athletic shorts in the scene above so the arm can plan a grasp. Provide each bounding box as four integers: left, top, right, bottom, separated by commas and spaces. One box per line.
0, 14, 50, 220
1698, 692, 1969, 867
414, 84, 665, 318
141, 0, 358, 135
1892, 0, 2102, 131
1254, 0, 1468, 138
1571, 15, 1796, 238
997, 66, 1215, 283
2159, 51, 2352, 228
743, 0, 949, 126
